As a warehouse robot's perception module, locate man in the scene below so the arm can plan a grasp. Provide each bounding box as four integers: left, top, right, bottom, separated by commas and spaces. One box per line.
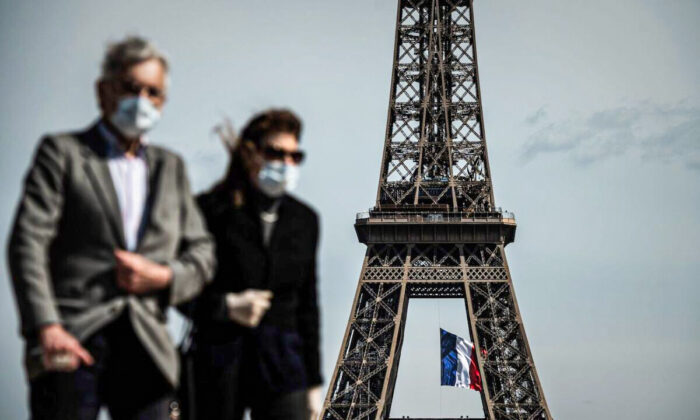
184, 110, 322, 420
7, 36, 215, 419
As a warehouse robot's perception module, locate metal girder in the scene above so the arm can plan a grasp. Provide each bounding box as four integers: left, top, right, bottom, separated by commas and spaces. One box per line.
321, 244, 551, 419
376, 0, 494, 212
322, 1, 551, 419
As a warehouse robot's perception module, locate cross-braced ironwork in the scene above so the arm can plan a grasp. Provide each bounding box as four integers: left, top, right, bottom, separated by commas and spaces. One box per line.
322, 1, 551, 419
377, 0, 492, 212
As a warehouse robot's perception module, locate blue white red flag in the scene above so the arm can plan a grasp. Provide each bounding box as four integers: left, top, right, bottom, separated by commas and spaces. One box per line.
440, 328, 482, 391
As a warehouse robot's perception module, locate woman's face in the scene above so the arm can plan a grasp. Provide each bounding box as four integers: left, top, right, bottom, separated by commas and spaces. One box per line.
261, 132, 300, 165
245, 132, 300, 185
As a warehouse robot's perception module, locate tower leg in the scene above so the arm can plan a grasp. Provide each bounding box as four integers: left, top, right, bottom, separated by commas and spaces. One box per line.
322, 245, 409, 420
463, 245, 552, 419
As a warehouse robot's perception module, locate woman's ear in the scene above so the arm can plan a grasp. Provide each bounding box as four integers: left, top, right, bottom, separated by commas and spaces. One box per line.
239, 140, 262, 175
239, 140, 256, 161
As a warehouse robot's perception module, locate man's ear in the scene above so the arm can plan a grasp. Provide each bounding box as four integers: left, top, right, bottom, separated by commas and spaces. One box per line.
96, 80, 116, 116
96, 80, 107, 114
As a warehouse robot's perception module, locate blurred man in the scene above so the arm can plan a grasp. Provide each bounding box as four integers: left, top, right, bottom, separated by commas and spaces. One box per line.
7, 36, 215, 420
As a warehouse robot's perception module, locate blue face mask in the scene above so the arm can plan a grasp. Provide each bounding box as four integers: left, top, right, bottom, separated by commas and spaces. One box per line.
109, 96, 161, 139
257, 161, 300, 198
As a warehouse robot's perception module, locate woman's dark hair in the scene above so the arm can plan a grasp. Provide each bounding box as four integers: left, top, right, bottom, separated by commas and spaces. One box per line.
214, 109, 302, 196
240, 109, 302, 147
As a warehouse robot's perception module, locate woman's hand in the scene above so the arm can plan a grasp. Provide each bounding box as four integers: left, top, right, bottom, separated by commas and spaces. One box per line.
306, 385, 323, 420
225, 289, 273, 327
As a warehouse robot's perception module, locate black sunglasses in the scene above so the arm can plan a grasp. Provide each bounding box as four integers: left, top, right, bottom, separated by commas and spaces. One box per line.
261, 146, 305, 164
118, 78, 165, 100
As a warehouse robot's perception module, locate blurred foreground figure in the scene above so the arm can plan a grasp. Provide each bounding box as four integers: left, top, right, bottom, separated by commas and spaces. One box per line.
181, 110, 322, 420
7, 36, 215, 419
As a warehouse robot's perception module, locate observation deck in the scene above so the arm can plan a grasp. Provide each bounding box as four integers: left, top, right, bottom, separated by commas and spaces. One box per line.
354, 207, 516, 245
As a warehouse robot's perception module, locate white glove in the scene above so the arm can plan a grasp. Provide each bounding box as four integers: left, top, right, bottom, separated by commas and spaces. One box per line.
306, 385, 323, 420
225, 289, 273, 327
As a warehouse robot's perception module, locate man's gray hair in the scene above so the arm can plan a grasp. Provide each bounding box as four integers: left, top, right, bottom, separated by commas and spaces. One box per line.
100, 36, 169, 81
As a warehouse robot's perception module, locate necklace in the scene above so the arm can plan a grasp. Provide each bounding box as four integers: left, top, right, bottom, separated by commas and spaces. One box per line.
260, 210, 279, 223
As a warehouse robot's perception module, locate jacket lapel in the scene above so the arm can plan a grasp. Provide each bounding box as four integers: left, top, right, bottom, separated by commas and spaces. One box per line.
268, 196, 296, 251
236, 200, 264, 247
80, 124, 127, 249
136, 146, 164, 251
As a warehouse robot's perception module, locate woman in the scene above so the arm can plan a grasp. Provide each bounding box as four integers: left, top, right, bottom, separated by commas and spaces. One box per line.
182, 109, 322, 420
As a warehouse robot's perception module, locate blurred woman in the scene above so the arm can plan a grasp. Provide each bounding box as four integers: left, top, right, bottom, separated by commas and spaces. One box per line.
181, 109, 322, 420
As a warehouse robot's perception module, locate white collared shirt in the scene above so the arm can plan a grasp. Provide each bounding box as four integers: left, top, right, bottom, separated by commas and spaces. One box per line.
98, 122, 148, 251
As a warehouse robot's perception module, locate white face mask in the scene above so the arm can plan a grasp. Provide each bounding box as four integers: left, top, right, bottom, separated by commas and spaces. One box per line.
109, 96, 161, 139
257, 161, 300, 198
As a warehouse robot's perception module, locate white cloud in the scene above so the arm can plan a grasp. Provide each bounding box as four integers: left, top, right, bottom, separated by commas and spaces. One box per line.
521, 100, 700, 170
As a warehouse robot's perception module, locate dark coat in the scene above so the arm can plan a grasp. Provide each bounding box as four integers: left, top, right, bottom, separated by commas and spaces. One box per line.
188, 187, 321, 393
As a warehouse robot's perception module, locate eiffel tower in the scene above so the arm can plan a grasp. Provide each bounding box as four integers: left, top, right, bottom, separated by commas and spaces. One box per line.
321, 1, 551, 419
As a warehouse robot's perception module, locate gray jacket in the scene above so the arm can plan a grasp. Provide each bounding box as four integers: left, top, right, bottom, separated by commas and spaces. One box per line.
7, 122, 215, 387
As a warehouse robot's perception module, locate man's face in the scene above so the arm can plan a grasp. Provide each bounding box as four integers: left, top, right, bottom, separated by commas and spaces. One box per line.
97, 58, 167, 118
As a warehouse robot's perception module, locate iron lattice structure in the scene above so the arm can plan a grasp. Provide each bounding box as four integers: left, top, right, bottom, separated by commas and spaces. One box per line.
321, 1, 551, 420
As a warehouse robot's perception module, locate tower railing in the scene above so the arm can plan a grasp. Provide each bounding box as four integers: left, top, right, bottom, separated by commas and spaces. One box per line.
356, 209, 516, 223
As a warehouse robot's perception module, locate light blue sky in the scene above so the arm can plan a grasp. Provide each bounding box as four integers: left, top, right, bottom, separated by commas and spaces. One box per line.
1, 1, 698, 419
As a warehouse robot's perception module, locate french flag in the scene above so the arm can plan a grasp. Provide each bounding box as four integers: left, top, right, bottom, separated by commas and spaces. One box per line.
440, 328, 482, 391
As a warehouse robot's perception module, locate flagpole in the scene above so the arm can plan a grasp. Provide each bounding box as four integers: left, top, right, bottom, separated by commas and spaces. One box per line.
436, 301, 443, 417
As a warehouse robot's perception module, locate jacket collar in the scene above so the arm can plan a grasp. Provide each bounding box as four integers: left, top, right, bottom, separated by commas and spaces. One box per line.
216, 186, 298, 251
79, 120, 165, 251
96, 121, 149, 159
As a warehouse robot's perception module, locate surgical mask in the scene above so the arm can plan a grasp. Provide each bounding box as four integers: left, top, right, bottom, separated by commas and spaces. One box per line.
109, 96, 161, 138
257, 161, 300, 198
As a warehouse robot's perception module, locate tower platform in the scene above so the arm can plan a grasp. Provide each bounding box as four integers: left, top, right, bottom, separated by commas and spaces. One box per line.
355, 209, 516, 245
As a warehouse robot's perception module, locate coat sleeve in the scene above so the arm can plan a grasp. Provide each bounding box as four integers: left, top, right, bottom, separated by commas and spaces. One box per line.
175, 191, 230, 323
7, 136, 66, 337
297, 212, 323, 386
166, 156, 216, 306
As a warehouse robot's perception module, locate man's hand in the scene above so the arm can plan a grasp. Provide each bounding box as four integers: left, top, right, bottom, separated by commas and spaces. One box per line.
306, 385, 323, 420
39, 324, 94, 372
225, 289, 273, 327
115, 249, 173, 294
